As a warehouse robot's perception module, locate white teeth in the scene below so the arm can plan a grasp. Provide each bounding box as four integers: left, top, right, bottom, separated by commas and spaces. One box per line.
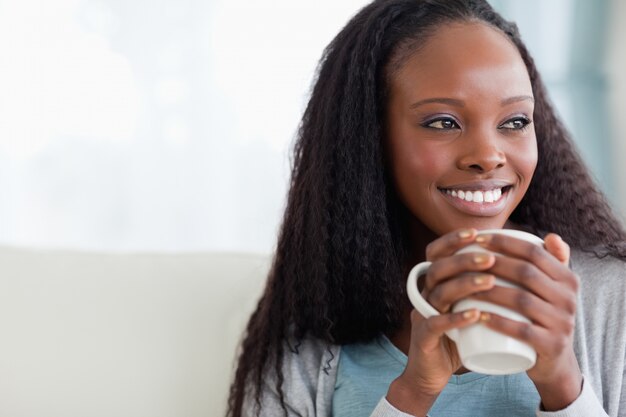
443, 187, 506, 204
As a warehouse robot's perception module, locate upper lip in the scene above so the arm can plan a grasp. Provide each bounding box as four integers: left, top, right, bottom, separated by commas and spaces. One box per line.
438, 180, 514, 191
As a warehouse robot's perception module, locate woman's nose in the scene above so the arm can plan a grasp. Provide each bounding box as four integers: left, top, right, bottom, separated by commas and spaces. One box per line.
456, 133, 506, 173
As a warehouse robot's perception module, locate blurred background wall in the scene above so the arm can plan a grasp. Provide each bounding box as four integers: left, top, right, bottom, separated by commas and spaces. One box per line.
0, 0, 623, 254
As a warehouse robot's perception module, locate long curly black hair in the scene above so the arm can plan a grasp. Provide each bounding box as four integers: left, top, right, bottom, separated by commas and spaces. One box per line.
227, 0, 626, 415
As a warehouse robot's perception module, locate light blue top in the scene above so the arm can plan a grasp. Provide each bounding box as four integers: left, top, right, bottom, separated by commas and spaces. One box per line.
332, 335, 540, 416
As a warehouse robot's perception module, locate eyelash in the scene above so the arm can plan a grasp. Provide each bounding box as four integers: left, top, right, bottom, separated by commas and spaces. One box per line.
422, 117, 460, 130
421, 116, 533, 132
499, 117, 532, 132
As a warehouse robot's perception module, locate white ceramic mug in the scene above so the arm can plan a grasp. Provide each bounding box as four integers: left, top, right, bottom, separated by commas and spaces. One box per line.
406, 229, 544, 375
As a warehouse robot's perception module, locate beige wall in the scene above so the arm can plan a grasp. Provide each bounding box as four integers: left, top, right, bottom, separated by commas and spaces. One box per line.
607, 0, 626, 222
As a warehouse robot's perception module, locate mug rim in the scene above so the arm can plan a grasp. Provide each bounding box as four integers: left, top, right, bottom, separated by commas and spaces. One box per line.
475, 228, 544, 245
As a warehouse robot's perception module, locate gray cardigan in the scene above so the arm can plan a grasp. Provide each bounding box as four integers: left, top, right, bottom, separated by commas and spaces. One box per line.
244, 250, 626, 416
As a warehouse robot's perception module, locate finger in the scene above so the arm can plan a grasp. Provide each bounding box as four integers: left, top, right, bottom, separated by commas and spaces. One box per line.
423, 252, 496, 296
471, 286, 575, 329
412, 309, 481, 351
479, 312, 572, 359
425, 228, 478, 261
476, 233, 577, 289
427, 273, 496, 313
544, 233, 570, 265
485, 256, 571, 307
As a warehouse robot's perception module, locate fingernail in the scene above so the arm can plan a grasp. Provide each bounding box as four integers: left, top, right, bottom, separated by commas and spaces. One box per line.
473, 254, 492, 264
463, 309, 479, 319
458, 229, 474, 239
473, 274, 493, 285
475, 235, 491, 244
480, 312, 491, 322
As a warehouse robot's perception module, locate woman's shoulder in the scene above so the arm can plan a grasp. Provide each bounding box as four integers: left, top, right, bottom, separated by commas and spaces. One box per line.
570, 246, 626, 409
260, 333, 340, 390
570, 246, 626, 306
280, 334, 340, 375
248, 335, 339, 416
570, 246, 626, 282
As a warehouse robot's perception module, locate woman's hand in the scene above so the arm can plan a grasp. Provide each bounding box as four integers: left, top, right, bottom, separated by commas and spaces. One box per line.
387, 228, 497, 416
470, 232, 583, 411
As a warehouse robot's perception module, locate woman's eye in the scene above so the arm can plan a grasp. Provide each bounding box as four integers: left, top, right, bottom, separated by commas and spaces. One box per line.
500, 117, 531, 130
424, 118, 460, 130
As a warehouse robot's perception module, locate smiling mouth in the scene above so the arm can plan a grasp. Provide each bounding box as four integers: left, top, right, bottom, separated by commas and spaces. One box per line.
438, 185, 513, 204
437, 185, 514, 216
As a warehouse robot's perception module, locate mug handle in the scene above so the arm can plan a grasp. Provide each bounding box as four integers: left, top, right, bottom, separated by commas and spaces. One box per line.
406, 261, 459, 342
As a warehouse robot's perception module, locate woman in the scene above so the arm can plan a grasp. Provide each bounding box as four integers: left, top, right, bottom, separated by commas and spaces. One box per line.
227, 0, 626, 416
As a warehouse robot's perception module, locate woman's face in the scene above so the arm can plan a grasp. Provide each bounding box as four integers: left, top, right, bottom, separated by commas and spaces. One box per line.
386, 22, 537, 237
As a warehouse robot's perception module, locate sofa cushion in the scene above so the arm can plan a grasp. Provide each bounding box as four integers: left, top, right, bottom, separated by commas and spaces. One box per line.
0, 247, 270, 417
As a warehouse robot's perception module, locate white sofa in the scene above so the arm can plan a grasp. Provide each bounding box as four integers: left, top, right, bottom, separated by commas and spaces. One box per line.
0, 247, 270, 417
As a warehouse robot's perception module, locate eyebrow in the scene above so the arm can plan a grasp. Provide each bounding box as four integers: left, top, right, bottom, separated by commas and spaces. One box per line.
500, 95, 535, 105
409, 95, 535, 109
410, 98, 464, 109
